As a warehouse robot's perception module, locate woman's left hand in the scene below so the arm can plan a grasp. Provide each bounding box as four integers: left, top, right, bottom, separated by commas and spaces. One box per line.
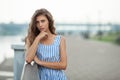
34, 56, 40, 64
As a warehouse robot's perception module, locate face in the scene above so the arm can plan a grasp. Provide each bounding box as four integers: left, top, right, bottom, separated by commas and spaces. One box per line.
36, 15, 49, 32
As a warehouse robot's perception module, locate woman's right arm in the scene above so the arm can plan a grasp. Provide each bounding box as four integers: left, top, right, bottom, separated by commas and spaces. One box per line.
25, 36, 41, 63
25, 31, 48, 63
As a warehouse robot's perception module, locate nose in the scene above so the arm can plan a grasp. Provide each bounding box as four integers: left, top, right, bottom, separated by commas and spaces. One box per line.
38, 22, 42, 27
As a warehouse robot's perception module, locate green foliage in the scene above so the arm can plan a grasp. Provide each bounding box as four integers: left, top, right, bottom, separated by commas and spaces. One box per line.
91, 32, 120, 45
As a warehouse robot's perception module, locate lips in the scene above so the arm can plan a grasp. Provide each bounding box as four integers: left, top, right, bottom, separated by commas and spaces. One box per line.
40, 28, 44, 31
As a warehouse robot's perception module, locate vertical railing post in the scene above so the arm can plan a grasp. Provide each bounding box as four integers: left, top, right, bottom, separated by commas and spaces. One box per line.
11, 44, 25, 80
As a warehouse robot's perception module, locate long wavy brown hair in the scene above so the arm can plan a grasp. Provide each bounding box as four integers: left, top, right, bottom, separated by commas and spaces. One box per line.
25, 8, 56, 46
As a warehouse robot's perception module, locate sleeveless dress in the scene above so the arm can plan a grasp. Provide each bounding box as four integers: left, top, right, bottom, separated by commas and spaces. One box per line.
36, 35, 67, 80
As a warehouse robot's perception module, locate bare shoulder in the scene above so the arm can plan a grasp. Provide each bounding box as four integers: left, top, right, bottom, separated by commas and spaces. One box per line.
60, 35, 65, 39
60, 35, 66, 43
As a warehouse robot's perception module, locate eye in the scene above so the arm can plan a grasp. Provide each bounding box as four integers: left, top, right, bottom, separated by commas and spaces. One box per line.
36, 21, 39, 24
41, 20, 45, 23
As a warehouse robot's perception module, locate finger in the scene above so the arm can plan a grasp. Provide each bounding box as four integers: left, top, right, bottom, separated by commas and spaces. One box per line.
44, 35, 48, 39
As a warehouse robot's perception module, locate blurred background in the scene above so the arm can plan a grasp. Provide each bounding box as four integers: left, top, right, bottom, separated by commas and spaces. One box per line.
0, 0, 120, 80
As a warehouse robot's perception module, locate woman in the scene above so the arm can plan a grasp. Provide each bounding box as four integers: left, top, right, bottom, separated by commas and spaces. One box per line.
25, 8, 67, 80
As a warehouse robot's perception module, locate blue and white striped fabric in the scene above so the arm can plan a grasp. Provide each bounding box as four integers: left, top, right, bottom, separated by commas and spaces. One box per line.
36, 35, 67, 80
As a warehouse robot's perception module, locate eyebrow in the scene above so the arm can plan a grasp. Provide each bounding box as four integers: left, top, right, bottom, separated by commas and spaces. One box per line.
41, 20, 45, 22
36, 19, 46, 22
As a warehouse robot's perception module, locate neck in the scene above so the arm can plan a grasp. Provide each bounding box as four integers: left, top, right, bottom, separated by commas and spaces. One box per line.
46, 31, 54, 39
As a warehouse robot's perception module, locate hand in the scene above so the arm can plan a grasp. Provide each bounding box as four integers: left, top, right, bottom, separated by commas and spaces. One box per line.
34, 56, 40, 64
37, 31, 48, 40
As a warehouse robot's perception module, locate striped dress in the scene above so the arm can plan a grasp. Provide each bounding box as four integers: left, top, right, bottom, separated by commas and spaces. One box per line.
36, 35, 67, 80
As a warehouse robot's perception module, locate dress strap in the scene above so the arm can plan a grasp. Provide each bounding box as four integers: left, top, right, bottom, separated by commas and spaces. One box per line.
54, 35, 61, 46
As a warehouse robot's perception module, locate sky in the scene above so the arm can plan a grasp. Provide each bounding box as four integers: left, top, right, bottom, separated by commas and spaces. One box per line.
0, 0, 120, 24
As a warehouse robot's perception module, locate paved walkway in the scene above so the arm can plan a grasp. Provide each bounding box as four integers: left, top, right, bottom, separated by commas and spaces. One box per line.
65, 36, 120, 80
0, 58, 13, 80
0, 36, 120, 80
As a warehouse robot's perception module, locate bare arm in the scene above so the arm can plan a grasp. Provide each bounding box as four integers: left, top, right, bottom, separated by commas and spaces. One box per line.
34, 36, 67, 70
25, 31, 48, 63
25, 36, 41, 63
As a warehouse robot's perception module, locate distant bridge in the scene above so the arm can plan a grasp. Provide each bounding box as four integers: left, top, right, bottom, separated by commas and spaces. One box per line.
55, 23, 120, 27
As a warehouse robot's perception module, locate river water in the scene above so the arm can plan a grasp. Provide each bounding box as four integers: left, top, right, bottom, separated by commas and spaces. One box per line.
0, 35, 24, 63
